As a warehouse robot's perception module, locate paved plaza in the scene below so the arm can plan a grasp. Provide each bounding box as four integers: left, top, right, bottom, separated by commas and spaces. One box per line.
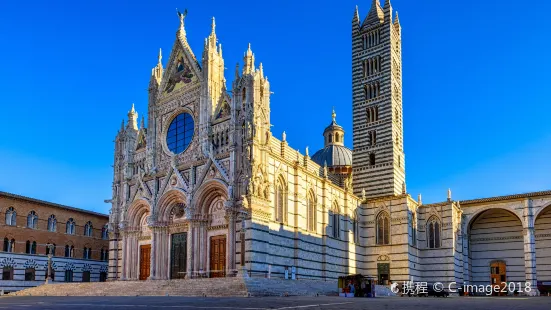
0, 296, 549, 310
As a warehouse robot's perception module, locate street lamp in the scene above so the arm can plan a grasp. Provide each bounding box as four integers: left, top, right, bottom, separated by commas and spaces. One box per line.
45, 244, 55, 284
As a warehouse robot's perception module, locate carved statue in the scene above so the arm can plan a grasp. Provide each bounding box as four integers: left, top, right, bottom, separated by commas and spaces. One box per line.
248, 179, 254, 195
176, 8, 188, 27
263, 181, 270, 199
228, 185, 234, 200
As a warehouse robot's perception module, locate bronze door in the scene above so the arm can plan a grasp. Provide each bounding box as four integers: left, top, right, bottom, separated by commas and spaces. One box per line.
490, 261, 507, 296
210, 235, 226, 278
171, 233, 187, 279
139, 244, 151, 280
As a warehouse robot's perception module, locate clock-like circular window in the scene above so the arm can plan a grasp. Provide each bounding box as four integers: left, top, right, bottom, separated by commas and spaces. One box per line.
166, 112, 194, 154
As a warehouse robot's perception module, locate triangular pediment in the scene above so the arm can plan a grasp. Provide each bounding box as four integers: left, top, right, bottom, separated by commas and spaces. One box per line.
159, 35, 202, 98
214, 95, 231, 120
136, 128, 147, 151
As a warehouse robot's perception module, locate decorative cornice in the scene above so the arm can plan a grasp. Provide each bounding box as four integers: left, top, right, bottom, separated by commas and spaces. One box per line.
460, 190, 551, 205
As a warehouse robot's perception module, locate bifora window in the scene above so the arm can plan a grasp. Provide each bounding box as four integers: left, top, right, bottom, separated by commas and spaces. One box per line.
166, 112, 194, 154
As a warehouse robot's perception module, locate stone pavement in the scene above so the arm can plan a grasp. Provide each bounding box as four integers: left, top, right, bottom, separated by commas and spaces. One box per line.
1, 295, 550, 310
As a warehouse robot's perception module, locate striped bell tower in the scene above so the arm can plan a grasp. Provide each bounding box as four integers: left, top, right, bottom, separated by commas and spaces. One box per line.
352, 0, 405, 198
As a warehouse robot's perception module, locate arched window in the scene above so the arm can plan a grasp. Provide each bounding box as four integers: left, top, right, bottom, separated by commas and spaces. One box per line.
307, 192, 316, 232
25, 268, 35, 281
376, 212, 390, 245
48, 215, 57, 232
4, 238, 15, 252
369, 153, 376, 165
82, 270, 91, 282
328, 134, 333, 143
275, 177, 287, 223
2, 266, 14, 280
332, 203, 340, 239
65, 245, 74, 258
84, 221, 93, 237
100, 247, 109, 261
364, 85, 368, 100
102, 225, 108, 240
64, 270, 73, 282
27, 211, 38, 229
83, 247, 91, 259
25, 241, 36, 254
5, 207, 16, 226
66, 218, 75, 235
427, 216, 441, 249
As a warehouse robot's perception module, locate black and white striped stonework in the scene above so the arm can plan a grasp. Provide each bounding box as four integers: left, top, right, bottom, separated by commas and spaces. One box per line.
351, 4, 405, 199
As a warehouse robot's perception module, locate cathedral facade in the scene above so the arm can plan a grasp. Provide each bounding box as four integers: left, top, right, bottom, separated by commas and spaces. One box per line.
108, 1, 551, 295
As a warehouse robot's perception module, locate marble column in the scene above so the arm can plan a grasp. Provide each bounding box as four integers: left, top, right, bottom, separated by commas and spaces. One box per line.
193, 222, 201, 274
227, 212, 236, 276
199, 221, 207, 273
523, 199, 539, 296
462, 232, 470, 286
149, 228, 157, 280
121, 233, 127, 280
186, 222, 194, 278
524, 226, 539, 296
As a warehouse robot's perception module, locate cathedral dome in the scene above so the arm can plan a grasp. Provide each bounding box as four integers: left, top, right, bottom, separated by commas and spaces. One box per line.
312, 109, 352, 169
312, 144, 352, 168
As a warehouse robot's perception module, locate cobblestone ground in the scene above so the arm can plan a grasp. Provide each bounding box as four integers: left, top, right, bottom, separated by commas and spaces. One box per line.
0, 295, 549, 309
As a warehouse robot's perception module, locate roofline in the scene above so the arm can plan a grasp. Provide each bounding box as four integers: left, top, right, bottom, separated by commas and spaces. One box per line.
0, 191, 109, 218
459, 190, 551, 205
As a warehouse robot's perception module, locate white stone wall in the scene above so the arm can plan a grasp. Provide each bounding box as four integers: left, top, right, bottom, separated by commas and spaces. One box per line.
0, 252, 108, 292
535, 207, 551, 281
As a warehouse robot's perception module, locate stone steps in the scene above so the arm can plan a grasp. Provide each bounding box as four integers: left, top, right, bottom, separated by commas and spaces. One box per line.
10, 278, 339, 297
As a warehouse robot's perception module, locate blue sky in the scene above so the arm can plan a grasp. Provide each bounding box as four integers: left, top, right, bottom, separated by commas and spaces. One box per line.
1, 0, 550, 214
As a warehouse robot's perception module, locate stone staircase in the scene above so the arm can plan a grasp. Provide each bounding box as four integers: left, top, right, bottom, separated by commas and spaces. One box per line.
11, 278, 247, 297
245, 278, 337, 297
10, 278, 339, 297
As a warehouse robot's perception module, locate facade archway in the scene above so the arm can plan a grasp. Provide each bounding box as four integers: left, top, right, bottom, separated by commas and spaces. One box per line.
535, 204, 551, 283
122, 200, 151, 280
468, 208, 524, 288
189, 180, 231, 278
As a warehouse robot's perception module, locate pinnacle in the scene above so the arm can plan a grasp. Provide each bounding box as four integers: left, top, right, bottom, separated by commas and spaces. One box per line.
211, 16, 216, 34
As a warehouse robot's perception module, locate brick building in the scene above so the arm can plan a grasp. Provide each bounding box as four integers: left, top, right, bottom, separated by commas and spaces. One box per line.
0, 191, 109, 292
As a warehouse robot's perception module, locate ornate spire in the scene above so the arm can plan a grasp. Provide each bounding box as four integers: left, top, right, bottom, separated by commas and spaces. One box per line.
259, 62, 264, 78
418, 193, 422, 205
282, 131, 286, 142
211, 16, 216, 34
140, 116, 145, 129
332, 108, 336, 123
363, 0, 384, 26
394, 11, 400, 25
158, 48, 162, 64
127, 103, 138, 130
243, 43, 255, 75
353, 5, 360, 22
151, 48, 163, 84
447, 188, 452, 201
235, 62, 240, 79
